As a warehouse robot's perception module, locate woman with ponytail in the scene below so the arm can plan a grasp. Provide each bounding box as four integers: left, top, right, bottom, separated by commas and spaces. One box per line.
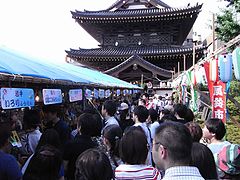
102, 124, 123, 170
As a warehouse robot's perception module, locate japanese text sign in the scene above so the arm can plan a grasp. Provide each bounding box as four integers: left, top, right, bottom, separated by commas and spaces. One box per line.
99, 89, 105, 98
42, 89, 62, 105
212, 83, 226, 123
204, 61, 226, 123
105, 89, 111, 98
116, 89, 121, 96
69, 89, 82, 102
85, 89, 92, 99
94, 89, 99, 99
1, 88, 34, 109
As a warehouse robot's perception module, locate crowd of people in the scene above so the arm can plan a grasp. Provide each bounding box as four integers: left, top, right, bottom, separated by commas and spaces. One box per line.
0, 92, 239, 180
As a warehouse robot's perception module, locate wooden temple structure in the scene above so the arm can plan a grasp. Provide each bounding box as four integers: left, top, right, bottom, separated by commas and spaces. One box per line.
66, 0, 205, 85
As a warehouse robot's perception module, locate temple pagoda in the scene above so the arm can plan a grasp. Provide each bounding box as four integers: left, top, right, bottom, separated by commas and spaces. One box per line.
66, 0, 205, 84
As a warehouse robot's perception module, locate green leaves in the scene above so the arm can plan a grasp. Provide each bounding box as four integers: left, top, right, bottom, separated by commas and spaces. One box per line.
216, 1, 240, 43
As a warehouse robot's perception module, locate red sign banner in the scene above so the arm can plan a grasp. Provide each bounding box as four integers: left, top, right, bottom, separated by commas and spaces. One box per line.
204, 62, 226, 123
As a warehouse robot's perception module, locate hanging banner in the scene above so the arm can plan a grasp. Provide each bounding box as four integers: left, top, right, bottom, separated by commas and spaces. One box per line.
43, 89, 62, 105
212, 82, 226, 123
116, 89, 121, 96
1, 88, 35, 109
204, 62, 226, 123
99, 89, 105, 98
85, 89, 92, 99
69, 89, 82, 102
105, 89, 111, 98
94, 89, 99, 99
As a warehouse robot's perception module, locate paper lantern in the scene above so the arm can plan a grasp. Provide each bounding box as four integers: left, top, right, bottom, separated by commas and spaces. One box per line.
195, 66, 202, 84
218, 54, 232, 83
209, 58, 219, 82
232, 47, 240, 81
191, 70, 197, 86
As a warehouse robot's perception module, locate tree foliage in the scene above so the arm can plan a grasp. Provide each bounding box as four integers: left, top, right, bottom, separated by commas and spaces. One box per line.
216, 0, 240, 42
227, 77, 240, 117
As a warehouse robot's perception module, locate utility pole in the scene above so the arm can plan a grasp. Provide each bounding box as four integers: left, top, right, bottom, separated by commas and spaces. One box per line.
212, 13, 216, 52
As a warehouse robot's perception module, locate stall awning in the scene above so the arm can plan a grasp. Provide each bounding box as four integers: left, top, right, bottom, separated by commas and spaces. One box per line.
0, 47, 141, 89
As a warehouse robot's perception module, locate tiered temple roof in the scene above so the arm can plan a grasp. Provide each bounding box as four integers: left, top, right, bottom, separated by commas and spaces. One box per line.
66, 0, 204, 82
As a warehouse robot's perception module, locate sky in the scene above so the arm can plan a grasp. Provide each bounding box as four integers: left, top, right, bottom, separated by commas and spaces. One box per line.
0, 0, 228, 63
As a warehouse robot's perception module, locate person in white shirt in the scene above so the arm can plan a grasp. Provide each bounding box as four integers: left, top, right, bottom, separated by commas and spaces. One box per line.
133, 105, 152, 165
102, 100, 119, 129
20, 109, 42, 156
152, 122, 204, 180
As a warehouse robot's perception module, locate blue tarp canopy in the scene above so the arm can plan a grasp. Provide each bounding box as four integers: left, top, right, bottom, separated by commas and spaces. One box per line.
57, 63, 141, 89
0, 47, 141, 89
0, 47, 90, 84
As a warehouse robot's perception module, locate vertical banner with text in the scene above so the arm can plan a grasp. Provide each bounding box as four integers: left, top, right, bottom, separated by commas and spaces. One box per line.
204, 62, 226, 123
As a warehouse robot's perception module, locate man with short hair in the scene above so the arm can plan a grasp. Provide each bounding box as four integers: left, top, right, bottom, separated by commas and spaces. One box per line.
101, 100, 119, 128
42, 105, 71, 147
63, 113, 98, 180
152, 122, 204, 180
133, 105, 152, 165
173, 103, 188, 124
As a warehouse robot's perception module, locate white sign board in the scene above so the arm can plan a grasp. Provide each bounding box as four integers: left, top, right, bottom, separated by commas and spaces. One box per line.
99, 89, 105, 98
42, 89, 62, 105
85, 89, 92, 99
69, 89, 82, 102
94, 89, 99, 99
1, 88, 35, 109
116, 89, 121, 96
105, 89, 111, 98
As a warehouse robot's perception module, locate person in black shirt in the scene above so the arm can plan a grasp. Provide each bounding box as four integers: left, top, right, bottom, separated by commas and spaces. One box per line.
63, 113, 99, 180
42, 105, 71, 148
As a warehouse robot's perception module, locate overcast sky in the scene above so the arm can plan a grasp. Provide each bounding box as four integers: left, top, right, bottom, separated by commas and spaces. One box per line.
0, 0, 228, 63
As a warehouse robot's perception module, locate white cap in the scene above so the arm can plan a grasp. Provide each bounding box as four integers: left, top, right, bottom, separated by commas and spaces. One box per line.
118, 102, 129, 111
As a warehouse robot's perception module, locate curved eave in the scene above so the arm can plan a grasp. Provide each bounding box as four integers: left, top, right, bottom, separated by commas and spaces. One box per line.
104, 55, 172, 78
66, 46, 205, 58
72, 4, 202, 20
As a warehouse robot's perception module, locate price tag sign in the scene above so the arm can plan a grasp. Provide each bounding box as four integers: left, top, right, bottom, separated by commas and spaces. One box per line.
116, 89, 121, 96
42, 89, 62, 105
129, 90, 132, 94
105, 89, 111, 98
1, 88, 34, 109
94, 89, 99, 99
99, 89, 105, 98
85, 89, 92, 99
69, 89, 82, 102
